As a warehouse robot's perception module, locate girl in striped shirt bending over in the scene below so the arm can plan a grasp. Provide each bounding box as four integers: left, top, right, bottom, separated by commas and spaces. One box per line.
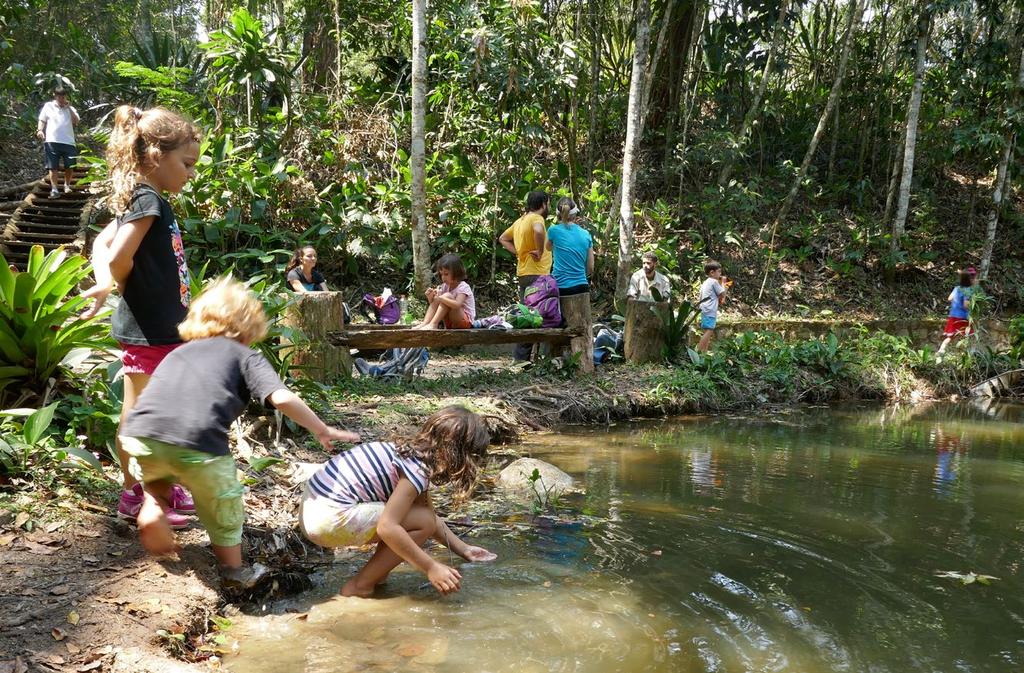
300, 406, 497, 596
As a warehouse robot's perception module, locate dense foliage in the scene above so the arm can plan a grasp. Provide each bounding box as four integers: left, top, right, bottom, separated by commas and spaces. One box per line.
1, 0, 1022, 315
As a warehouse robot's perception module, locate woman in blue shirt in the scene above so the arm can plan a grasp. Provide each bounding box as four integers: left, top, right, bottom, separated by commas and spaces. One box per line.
545, 197, 594, 296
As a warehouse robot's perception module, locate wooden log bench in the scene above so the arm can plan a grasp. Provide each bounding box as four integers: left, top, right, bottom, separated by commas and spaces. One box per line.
327, 324, 585, 352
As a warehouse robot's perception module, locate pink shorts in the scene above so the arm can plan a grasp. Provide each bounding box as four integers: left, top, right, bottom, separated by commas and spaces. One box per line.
120, 342, 182, 375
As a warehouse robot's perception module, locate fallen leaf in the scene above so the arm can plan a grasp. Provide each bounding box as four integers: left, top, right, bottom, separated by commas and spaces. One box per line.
21, 589, 39, 597
35, 655, 64, 667
67, 611, 80, 625
0, 657, 28, 673
23, 541, 58, 555
82, 556, 99, 564
77, 661, 103, 672
651, 549, 663, 556
396, 643, 426, 657
51, 628, 67, 641
50, 585, 70, 596
77, 530, 102, 538
14, 512, 31, 529
0, 534, 17, 546
44, 521, 64, 533
77, 502, 108, 514
107, 551, 123, 557
65, 643, 81, 655
295, 613, 309, 621
542, 581, 552, 588
25, 532, 58, 545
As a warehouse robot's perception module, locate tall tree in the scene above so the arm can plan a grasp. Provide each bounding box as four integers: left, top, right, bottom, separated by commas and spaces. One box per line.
761, 0, 864, 299
717, 0, 792, 187
410, 0, 431, 294
615, 0, 652, 304
979, 42, 1024, 279
890, 8, 932, 255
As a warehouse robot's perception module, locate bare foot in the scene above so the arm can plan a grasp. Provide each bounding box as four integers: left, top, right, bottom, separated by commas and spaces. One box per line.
340, 579, 376, 597
462, 545, 497, 562
137, 498, 179, 556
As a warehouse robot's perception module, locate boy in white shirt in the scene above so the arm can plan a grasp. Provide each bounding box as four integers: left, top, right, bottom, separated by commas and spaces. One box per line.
36, 87, 80, 198
697, 260, 729, 352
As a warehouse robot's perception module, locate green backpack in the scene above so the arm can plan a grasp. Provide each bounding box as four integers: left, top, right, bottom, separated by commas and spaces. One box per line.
507, 303, 542, 329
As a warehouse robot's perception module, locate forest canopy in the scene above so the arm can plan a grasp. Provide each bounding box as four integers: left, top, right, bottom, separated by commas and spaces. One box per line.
1, 0, 1022, 315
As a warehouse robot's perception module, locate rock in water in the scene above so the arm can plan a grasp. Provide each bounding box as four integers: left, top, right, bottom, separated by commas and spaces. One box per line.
497, 458, 575, 498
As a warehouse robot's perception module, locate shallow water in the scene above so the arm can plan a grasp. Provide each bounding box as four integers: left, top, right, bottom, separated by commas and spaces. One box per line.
227, 400, 1024, 672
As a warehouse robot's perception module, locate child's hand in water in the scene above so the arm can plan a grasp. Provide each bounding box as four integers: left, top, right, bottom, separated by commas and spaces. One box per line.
428, 563, 462, 594
461, 545, 497, 562
317, 427, 361, 450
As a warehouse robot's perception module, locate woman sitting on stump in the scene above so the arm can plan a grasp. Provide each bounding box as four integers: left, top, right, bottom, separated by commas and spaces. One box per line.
285, 246, 329, 292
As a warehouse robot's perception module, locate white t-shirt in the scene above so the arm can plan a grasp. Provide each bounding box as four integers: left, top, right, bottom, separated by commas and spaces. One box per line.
627, 269, 671, 301
38, 101, 77, 145
698, 278, 726, 317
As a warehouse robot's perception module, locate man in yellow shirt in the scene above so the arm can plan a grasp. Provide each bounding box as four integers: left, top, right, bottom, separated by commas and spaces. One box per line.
499, 191, 552, 361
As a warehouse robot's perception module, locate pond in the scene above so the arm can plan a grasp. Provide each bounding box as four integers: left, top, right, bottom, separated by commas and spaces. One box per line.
226, 401, 1024, 672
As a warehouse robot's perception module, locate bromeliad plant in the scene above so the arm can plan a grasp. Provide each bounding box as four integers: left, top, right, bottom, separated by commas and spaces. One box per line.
0, 246, 114, 403
649, 288, 700, 364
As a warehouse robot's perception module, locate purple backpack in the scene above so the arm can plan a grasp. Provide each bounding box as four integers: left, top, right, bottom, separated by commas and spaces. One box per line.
361, 293, 401, 324
523, 275, 562, 327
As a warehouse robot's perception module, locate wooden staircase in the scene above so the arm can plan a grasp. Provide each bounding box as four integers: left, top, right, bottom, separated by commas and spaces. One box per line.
0, 167, 94, 270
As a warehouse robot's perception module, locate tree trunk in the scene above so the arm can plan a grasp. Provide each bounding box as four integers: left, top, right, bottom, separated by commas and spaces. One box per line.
979, 44, 1024, 280
410, 0, 431, 294
586, 0, 601, 180
882, 136, 904, 224
890, 10, 931, 255
624, 298, 666, 363
642, 0, 677, 119
281, 292, 353, 380
761, 0, 863, 300
772, 0, 863, 228
717, 0, 791, 187
615, 0, 652, 305
559, 293, 595, 372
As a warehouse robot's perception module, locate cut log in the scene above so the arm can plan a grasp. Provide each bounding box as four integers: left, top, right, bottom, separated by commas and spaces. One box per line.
281, 291, 352, 380
328, 326, 582, 349
969, 368, 1023, 398
624, 298, 666, 364
559, 293, 594, 372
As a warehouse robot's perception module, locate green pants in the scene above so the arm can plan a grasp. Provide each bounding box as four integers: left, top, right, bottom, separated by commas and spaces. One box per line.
121, 436, 245, 546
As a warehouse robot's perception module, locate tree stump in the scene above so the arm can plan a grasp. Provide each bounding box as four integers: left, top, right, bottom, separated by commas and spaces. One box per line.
624, 298, 666, 364
559, 293, 594, 372
280, 292, 352, 380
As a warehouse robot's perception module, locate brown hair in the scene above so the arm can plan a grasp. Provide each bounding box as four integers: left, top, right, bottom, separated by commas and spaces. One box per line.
704, 259, 722, 274
286, 246, 317, 274
958, 270, 973, 288
397, 406, 490, 501
436, 253, 467, 284
556, 197, 578, 224
178, 276, 268, 344
106, 105, 201, 215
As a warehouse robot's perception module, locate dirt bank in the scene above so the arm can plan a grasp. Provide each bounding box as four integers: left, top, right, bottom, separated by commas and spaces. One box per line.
1, 347, 1018, 672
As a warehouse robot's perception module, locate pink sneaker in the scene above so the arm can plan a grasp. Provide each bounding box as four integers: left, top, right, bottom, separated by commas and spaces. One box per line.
170, 484, 196, 514
117, 483, 191, 529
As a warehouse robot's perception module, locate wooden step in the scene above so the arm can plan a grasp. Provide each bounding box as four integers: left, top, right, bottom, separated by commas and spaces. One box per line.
22, 203, 87, 215
11, 231, 78, 242
15, 222, 78, 232
19, 212, 80, 224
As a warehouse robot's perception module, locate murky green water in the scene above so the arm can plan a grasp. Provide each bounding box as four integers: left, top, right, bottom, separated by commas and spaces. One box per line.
227, 401, 1024, 672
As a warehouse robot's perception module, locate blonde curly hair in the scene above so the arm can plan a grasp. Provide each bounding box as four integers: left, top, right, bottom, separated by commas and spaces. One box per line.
178, 276, 268, 344
106, 105, 201, 215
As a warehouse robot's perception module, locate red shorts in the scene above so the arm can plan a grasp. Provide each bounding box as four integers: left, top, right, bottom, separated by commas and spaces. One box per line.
943, 317, 972, 337
120, 342, 182, 375
442, 311, 472, 330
